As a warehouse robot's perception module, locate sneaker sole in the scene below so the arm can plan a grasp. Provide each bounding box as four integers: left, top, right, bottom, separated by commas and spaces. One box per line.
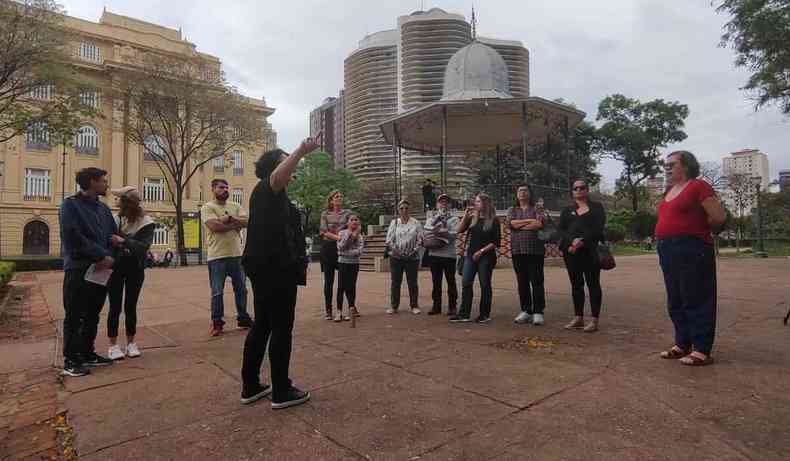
126, 353, 141, 358
83, 361, 113, 367
61, 369, 89, 377
449, 319, 471, 323
240, 387, 273, 405
271, 393, 311, 410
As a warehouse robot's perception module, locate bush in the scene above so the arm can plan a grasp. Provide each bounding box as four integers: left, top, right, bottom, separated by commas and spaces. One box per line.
0, 262, 16, 288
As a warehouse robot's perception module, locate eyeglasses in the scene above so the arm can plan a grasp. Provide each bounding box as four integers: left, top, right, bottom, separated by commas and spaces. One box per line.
572, 186, 588, 191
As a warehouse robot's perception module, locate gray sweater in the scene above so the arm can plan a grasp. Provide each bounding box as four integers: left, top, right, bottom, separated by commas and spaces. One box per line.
337, 229, 364, 264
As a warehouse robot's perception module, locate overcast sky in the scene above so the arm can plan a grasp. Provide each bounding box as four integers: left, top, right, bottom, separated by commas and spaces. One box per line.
63, 0, 789, 186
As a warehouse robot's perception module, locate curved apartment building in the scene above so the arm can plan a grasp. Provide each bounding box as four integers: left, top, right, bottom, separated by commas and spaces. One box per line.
343, 30, 398, 181
337, 8, 530, 186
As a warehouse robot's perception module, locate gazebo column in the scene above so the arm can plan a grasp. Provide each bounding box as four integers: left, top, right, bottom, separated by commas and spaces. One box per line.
441, 106, 448, 190
393, 123, 402, 206
521, 102, 528, 183
563, 115, 570, 188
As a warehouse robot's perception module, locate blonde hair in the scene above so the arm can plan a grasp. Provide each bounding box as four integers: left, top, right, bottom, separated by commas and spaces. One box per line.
325, 190, 342, 211
471, 193, 496, 231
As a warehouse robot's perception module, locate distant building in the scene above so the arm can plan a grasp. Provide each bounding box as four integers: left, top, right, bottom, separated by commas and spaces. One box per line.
646, 175, 665, 194
722, 149, 770, 189
779, 169, 790, 192
309, 97, 342, 168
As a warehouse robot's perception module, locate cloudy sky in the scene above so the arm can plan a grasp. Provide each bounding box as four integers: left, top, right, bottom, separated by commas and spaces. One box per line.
63, 0, 789, 186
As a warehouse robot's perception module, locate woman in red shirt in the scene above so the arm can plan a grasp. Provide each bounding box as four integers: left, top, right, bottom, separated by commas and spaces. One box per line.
655, 151, 726, 366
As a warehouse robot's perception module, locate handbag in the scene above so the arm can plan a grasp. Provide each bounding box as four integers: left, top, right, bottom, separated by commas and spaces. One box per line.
423, 215, 450, 250
596, 243, 616, 271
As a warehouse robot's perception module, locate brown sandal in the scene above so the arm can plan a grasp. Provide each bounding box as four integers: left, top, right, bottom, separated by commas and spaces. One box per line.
660, 346, 690, 359
679, 354, 714, 366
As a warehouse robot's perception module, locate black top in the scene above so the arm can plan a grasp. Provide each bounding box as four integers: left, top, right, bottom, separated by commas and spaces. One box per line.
558, 201, 606, 254
242, 178, 306, 277
465, 217, 501, 258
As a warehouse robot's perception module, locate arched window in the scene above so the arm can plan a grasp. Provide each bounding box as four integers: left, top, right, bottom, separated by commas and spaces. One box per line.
144, 135, 165, 161
25, 121, 50, 150
23, 221, 50, 255
75, 125, 98, 154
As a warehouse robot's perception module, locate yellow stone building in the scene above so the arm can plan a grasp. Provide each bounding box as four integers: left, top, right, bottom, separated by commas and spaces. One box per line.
0, 10, 276, 259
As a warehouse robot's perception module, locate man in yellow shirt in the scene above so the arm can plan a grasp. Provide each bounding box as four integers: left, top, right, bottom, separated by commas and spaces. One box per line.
201, 179, 253, 336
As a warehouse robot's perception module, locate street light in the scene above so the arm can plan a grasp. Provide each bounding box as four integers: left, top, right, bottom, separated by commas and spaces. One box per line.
751, 176, 767, 258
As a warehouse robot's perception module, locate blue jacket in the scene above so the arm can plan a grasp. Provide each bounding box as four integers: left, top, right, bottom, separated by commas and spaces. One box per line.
59, 193, 117, 270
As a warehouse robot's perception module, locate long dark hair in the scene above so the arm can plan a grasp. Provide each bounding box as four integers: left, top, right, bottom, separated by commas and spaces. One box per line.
119, 194, 144, 224
514, 184, 535, 208
255, 149, 287, 180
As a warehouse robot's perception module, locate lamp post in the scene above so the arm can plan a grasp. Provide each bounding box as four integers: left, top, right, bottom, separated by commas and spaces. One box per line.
752, 176, 767, 258
61, 141, 67, 204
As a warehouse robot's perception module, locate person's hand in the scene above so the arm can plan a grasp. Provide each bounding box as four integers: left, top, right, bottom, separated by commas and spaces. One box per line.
111, 235, 125, 246
299, 131, 322, 154
464, 207, 474, 219
473, 250, 482, 262
97, 256, 114, 270
572, 238, 584, 248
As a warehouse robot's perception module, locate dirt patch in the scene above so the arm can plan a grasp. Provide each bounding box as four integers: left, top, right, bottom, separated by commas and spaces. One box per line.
492, 336, 560, 352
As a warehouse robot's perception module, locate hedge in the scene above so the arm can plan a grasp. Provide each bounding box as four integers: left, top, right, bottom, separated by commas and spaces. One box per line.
0, 261, 15, 289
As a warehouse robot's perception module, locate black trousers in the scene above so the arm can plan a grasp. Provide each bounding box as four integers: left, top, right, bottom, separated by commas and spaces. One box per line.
63, 267, 108, 361
429, 256, 457, 311
389, 257, 419, 309
512, 254, 545, 314
320, 241, 339, 313
107, 264, 145, 338
241, 270, 297, 400
563, 250, 603, 318
657, 238, 718, 355
337, 263, 360, 309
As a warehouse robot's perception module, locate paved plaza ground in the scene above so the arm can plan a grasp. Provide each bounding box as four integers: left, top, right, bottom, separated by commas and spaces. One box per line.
2, 255, 790, 460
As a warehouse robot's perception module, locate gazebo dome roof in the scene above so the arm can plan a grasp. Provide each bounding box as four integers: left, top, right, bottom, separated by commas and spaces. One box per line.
442, 41, 512, 101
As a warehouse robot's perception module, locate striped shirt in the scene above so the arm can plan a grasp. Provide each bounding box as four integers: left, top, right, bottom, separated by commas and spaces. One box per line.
386, 217, 423, 260
337, 229, 364, 264
319, 209, 352, 240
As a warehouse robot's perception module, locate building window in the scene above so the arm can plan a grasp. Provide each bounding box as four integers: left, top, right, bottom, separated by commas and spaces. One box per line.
152, 224, 169, 246
213, 155, 225, 173
24, 168, 51, 200
78, 42, 101, 63
143, 177, 166, 202
232, 150, 243, 176
143, 135, 165, 161
29, 84, 53, 100
79, 90, 100, 109
25, 122, 50, 150
75, 125, 98, 155
231, 188, 243, 205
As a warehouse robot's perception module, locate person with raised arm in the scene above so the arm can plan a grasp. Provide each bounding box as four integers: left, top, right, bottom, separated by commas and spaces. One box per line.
239, 134, 320, 409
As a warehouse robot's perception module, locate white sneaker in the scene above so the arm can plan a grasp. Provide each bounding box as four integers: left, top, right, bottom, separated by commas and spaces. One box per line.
514, 311, 532, 324
108, 345, 125, 361
411, 308, 422, 315
532, 314, 545, 326
386, 308, 396, 315
126, 342, 141, 358
333, 311, 343, 322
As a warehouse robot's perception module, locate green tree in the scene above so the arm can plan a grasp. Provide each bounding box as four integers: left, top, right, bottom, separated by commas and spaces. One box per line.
118, 54, 266, 265
594, 94, 689, 211
0, 0, 95, 142
717, 0, 790, 115
288, 151, 361, 235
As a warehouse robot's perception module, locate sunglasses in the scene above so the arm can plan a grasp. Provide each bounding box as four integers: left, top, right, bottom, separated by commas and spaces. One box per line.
572, 186, 588, 191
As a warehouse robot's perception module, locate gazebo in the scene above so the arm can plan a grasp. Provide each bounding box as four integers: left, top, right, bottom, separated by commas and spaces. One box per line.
379, 41, 586, 205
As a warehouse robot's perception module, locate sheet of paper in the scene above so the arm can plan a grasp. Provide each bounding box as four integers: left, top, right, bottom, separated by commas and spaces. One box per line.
84, 263, 113, 286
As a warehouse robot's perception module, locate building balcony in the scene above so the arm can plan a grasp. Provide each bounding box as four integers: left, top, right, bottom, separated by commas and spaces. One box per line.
75, 145, 98, 155
233, 168, 244, 176
23, 194, 52, 202
25, 141, 51, 151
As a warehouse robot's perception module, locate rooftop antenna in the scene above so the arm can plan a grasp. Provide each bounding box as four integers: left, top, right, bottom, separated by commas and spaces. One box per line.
471, 4, 477, 40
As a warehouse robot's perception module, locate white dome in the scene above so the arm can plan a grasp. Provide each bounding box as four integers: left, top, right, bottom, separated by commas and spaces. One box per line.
442, 41, 512, 101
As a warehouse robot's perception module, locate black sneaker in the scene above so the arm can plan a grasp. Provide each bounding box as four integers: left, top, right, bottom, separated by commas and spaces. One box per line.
240, 384, 272, 405
475, 316, 491, 324
81, 352, 114, 367
237, 318, 254, 329
428, 308, 441, 316
62, 360, 90, 377
449, 315, 471, 323
271, 386, 311, 410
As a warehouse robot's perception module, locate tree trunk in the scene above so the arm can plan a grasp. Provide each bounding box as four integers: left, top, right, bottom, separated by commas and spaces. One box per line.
631, 185, 639, 212
175, 189, 187, 266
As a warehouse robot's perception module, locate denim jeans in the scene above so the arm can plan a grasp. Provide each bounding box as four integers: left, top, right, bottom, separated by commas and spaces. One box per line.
208, 257, 251, 323
657, 237, 717, 355
389, 257, 419, 309
459, 254, 495, 319
430, 256, 458, 312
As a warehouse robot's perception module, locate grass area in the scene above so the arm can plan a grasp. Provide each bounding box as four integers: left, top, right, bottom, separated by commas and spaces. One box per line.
718, 241, 790, 258
609, 244, 655, 256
